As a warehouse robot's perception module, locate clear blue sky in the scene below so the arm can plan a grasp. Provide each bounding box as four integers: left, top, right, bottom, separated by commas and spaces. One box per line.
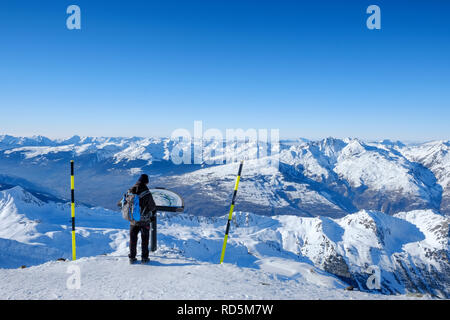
0, 0, 449, 141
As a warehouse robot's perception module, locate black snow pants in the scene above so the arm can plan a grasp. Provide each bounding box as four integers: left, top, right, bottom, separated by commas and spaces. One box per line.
129, 223, 150, 259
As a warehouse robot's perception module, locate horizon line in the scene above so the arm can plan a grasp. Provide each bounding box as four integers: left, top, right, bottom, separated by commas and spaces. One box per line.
0, 133, 447, 146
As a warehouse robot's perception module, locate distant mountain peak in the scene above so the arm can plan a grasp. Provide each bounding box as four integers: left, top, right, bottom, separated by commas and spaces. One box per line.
0, 186, 44, 207
340, 139, 366, 157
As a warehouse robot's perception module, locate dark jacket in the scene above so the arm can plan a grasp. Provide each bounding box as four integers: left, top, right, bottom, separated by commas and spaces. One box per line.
128, 181, 156, 225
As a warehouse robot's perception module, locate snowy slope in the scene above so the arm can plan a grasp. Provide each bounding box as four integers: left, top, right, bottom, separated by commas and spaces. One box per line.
0, 186, 447, 299
399, 141, 450, 215
0, 186, 129, 267
279, 138, 443, 214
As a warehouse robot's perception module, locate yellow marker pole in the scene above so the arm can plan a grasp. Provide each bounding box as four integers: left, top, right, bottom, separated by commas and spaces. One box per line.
70, 160, 76, 260
220, 160, 243, 264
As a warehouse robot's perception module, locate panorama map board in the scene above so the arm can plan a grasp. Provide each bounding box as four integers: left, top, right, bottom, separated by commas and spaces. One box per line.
150, 188, 184, 212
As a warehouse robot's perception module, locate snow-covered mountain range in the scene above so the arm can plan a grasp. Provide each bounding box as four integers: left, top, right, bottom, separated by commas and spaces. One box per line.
0, 186, 447, 299
1, 135, 448, 298
0, 135, 449, 217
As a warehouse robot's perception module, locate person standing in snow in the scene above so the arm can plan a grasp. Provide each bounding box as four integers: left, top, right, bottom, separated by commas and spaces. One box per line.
125, 174, 156, 264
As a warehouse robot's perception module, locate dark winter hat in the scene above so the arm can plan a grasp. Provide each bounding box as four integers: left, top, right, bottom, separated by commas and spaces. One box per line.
138, 174, 149, 184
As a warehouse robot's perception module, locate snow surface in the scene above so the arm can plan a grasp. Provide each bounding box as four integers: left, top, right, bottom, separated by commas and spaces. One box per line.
0, 255, 425, 300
